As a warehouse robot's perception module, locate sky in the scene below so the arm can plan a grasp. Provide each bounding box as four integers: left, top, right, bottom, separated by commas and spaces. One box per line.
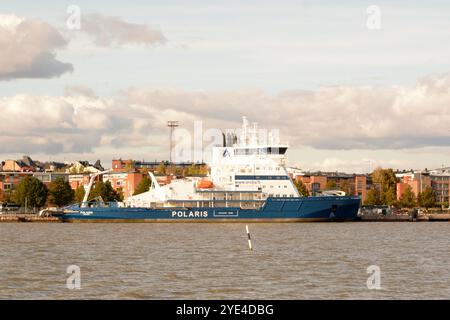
0, 0, 450, 172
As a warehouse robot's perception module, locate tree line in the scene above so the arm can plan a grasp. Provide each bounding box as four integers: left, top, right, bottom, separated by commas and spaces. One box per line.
293, 168, 440, 209
363, 168, 437, 208
3, 176, 123, 210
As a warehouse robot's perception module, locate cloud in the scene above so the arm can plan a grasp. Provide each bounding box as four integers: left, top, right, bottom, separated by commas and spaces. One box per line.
0, 14, 73, 80
0, 73, 449, 165
0, 13, 167, 80
300, 157, 409, 174
0, 93, 159, 155
64, 85, 97, 98
123, 74, 450, 151
80, 14, 167, 47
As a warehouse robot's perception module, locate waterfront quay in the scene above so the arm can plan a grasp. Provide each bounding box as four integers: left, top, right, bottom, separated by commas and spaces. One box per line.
1, 212, 449, 223
0, 214, 59, 223
359, 213, 450, 222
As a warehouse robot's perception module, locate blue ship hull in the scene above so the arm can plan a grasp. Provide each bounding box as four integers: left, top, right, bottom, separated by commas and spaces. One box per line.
59, 196, 361, 222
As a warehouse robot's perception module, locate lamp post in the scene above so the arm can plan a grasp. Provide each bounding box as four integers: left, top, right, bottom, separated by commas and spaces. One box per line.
441, 164, 445, 211
167, 121, 179, 164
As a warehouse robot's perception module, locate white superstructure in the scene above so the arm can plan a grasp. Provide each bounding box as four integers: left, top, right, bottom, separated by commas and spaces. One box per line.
125, 117, 299, 208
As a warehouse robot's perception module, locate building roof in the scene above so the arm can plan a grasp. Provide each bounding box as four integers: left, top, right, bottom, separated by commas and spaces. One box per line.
21, 155, 36, 168
75, 160, 104, 171
93, 160, 104, 171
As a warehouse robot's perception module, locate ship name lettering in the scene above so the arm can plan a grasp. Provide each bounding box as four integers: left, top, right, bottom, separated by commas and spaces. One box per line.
171, 210, 208, 218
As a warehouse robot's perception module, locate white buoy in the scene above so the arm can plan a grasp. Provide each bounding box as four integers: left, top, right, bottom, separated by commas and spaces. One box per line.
246, 224, 253, 251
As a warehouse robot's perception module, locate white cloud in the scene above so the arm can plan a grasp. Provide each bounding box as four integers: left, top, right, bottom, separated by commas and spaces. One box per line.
124, 74, 450, 150
301, 157, 408, 174
0, 73, 449, 169
80, 14, 167, 47
0, 13, 167, 81
0, 14, 73, 80
64, 85, 97, 98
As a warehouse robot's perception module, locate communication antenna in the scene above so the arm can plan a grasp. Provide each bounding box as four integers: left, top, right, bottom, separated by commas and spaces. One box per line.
167, 121, 179, 163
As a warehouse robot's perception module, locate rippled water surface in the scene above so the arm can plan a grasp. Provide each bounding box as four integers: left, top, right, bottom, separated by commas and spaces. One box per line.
1, 222, 449, 299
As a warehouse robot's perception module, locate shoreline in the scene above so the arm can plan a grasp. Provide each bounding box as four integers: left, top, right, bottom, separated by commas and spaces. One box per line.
0, 214, 59, 223
1, 213, 449, 223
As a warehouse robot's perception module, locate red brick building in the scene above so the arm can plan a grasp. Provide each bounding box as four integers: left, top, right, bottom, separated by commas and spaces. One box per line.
0, 172, 70, 202
293, 172, 370, 202
103, 172, 147, 198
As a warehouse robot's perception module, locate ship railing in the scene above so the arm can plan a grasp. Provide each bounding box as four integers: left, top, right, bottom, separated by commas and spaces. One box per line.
74, 199, 120, 208
166, 199, 265, 210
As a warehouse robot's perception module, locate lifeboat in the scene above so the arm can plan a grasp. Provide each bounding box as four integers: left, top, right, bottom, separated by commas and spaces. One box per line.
196, 179, 213, 189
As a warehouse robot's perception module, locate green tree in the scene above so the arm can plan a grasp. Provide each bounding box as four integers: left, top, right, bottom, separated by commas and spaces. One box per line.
186, 164, 198, 176
14, 176, 48, 209
340, 179, 354, 196
384, 187, 397, 206
156, 162, 167, 175
364, 188, 381, 205
5, 190, 14, 203
185, 164, 208, 176
89, 181, 122, 202
74, 185, 85, 203
294, 180, 309, 197
0, 189, 14, 203
47, 177, 74, 207
116, 187, 124, 202
399, 185, 416, 208
167, 164, 177, 175
133, 175, 151, 195
372, 168, 398, 205
418, 186, 436, 209
325, 180, 337, 190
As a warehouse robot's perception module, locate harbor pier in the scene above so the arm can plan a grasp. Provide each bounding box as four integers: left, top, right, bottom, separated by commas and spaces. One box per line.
0, 214, 59, 223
